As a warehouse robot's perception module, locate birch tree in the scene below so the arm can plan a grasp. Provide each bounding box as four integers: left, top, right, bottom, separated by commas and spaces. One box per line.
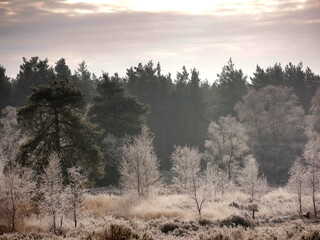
205, 116, 249, 181
205, 163, 229, 200
39, 154, 65, 231
171, 145, 201, 192
66, 166, 86, 228
238, 156, 259, 199
171, 145, 209, 216
2, 165, 36, 231
0, 106, 35, 232
119, 127, 161, 196
304, 137, 320, 218
0, 106, 25, 167
288, 158, 308, 216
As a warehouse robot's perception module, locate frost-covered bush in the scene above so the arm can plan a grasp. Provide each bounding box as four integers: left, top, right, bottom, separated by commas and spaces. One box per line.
38, 154, 65, 232
120, 127, 161, 196
2, 164, 36, 232
65, 166, 87, 228
171, 145, 210, 216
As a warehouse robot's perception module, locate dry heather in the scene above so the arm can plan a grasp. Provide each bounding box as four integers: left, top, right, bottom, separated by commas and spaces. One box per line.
0, 188, 319, 239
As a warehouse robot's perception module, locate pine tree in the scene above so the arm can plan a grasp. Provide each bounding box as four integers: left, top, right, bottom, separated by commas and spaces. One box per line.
89, 73, 148, 138
89, 73, 148, 185
74, 61, 97, 103
0, 65, 12, 111
17, 80, 103, 180
13, 57, 53, 106
210, 59, 247, 119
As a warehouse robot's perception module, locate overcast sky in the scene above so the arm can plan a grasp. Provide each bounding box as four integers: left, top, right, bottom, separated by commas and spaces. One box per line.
1, 0, 319, 81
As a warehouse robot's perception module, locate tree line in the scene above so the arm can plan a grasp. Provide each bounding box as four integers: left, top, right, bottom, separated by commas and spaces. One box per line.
1, 57, 320, 187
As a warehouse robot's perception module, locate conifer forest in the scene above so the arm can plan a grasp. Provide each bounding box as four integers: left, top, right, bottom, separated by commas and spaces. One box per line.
1, 58, 320, 239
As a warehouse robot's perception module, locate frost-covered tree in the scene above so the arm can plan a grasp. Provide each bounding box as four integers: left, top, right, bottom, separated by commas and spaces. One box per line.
256, 175, 269, 200
171, 146, 201, 192
39, 154, 65, 231
303, 88, 320, 217
0, 106, 34, 232
205, 163, 229, 200
2, 164, 36, 232
304, 137, 320, 218
191, 174, 210, 217
288, 158, 308, 216
66, 166, 86, 228
238, 157, 260, 199
205, 116, 249, 181
120, 127, 161, 196
0, 106, 25, 167
171, 145, 209, 216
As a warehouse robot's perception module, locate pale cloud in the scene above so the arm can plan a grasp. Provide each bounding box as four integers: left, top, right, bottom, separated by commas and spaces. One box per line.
0, 0, 319, 81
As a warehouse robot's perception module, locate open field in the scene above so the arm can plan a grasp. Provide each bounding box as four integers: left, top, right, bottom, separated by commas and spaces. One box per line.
1, 188, 319, 240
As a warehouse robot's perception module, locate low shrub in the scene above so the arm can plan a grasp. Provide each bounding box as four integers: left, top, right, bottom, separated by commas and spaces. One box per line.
0, 225, 9, 235
301, 230, 320, 240
199, 233, 231, 240
160, 222, 180, 233
198, 218, 213, 226
83, 223, 139, 240
219, 215, 252, 228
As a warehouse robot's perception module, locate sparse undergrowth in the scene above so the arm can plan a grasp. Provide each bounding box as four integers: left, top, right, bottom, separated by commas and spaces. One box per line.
0, 190, 319, 239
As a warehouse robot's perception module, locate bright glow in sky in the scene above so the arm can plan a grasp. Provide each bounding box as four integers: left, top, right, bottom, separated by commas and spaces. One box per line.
63, 0, 305, 15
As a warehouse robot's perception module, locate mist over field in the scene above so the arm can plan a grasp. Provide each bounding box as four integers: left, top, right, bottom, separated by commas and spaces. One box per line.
1, 0, 320, 239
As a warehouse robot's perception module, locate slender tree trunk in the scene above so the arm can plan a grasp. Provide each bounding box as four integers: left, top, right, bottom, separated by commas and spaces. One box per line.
11, 211, 15, 232
312, 170, 317, 218
74, 202, 77, 228
251, 186, 254, 199
228, 157, 232, 181
60, 216, 63, 228
10, 188, 16, 232
53, 214, 56, 231
298, 183, 302, 216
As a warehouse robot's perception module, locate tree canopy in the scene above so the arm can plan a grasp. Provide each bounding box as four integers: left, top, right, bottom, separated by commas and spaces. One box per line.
17, 80, 103, 180
236, 85, 306, 185
89, 73, 148, 138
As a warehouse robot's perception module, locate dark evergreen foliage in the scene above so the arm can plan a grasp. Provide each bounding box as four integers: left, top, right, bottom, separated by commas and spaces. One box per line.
17, 79, 103, 181
251, 62, 320, 112
13, 57, 54, 106
1, 57, 320, 186
89, 73, 148, 137
73, 61, 97, 103
89, 73, 149, 186
0, 65, 12, 111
